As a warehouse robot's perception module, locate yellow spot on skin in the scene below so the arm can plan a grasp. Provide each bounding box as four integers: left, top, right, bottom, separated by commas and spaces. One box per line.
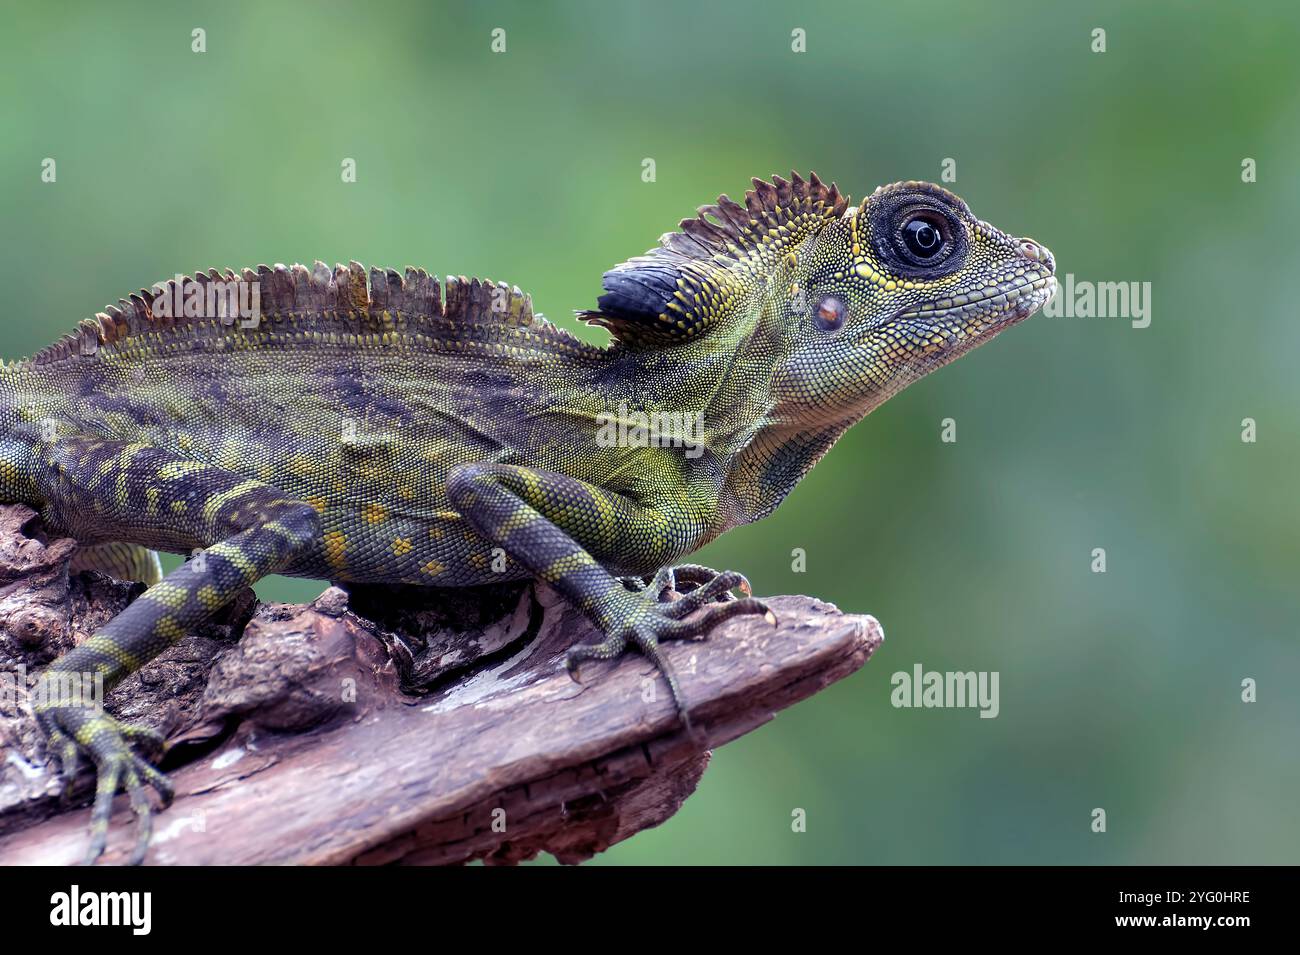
202, 480, 264, 524
541, 552, 596, 581
592, 492, 615, 530
155, 616, 186, 642
159, 461, 209, 480
144, 581, 189, 609
83, 634, 141, 670
496, 509, 535, 535
76, 720, 109, 746
420, 559, 446, 578
304, 495, 328, 513
392, 537, 412, 557
324, 531, 348, 571
518, 469, 542, 501
212, 542, 257, 581
287, 455, 317, 478
363, 503, 388, 524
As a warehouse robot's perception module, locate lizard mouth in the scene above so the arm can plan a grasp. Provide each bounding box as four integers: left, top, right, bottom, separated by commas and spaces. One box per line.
895, 273, 1057, 326
865, 274, 1057, 397
891, 274, 1057, 356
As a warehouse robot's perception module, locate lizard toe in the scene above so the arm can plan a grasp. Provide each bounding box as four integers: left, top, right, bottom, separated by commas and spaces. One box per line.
572, 582, 774, 735
564, 630, 630, 680
37, 705, 173, 866
660, 572, 753, 616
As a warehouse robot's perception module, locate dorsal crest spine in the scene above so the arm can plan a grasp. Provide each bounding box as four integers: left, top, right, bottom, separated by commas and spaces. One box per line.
26, 262, 590, 367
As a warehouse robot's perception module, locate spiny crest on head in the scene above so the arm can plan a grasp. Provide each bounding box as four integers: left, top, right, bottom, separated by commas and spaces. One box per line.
25, 262, 588, 367
581, 171, 850, 349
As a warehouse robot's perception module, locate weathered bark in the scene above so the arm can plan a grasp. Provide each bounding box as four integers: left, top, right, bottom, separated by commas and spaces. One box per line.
0, 504, 882, 865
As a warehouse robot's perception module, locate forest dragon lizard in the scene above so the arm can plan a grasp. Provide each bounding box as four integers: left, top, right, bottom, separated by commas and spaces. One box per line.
0, 172, 1055, 863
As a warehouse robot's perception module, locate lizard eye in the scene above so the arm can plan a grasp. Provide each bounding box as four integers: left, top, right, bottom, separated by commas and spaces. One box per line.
815, 295, 846, 331
870, 195, 967, 278
900, 214, 948, 262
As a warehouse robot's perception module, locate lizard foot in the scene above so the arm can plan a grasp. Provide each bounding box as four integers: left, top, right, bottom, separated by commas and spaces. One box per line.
35, 698, 174, 865
566, 566, 776, 736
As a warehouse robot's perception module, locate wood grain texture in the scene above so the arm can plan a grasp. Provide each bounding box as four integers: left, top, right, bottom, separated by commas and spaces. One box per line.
0, 504, 882, 865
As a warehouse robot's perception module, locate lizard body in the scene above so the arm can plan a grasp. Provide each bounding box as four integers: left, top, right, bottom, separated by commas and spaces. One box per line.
0, 173, 1055, 862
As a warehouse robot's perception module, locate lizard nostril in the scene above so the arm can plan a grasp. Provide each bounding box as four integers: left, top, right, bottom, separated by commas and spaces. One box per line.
1017, 238, 1055, 272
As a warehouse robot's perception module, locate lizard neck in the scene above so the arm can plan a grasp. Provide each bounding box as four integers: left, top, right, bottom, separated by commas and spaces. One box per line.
685, 293, 872, 528
588, 302, 853, 532
720, 417, 854, 527
586, 332, 773, 455
692, 297, 856, 527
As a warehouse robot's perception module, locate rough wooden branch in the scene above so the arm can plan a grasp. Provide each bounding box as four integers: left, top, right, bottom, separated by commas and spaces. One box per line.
0, 504, 882, 865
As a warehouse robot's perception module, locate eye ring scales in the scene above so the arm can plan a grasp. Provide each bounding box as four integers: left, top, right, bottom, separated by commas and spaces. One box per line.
867, 191, 969, 278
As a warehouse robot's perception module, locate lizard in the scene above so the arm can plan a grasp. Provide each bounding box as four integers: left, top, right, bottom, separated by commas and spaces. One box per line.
0, 172, 1055, 864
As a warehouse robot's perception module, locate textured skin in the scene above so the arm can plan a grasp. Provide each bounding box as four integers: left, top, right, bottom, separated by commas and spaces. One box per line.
0, 172, 1055, 862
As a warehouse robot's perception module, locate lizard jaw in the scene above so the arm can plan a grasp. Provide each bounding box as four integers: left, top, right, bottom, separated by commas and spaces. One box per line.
863, 274, 1058, 401
895, 273, 1057, 352
893, 272, 1057, 325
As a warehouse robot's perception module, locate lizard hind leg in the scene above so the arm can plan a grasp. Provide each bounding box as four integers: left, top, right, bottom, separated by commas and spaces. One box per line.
31, 436, 324, 864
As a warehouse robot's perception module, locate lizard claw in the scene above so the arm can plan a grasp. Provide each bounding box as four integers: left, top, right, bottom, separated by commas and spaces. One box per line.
37, 700, 173, 865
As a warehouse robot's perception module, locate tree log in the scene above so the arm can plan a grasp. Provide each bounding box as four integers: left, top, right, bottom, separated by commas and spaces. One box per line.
0, 504, 882, 865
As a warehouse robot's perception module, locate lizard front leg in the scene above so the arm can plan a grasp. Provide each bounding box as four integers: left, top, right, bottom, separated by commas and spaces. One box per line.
30, 437, 322, 864
446, 463, 773, 731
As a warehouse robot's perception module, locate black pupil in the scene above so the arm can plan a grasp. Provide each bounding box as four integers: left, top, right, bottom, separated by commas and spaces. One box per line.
904, 217, 943, 258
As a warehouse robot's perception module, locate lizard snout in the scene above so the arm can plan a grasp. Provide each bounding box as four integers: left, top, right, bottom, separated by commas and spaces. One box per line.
1017, 237, 1055, 273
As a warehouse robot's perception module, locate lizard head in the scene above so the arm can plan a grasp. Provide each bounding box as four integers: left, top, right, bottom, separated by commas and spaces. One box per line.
583, 173, 1055, 430
768, 180, 1056, 426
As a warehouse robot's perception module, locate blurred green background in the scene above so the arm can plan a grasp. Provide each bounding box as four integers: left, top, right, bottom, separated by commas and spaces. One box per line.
2, 0, 1296, 864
